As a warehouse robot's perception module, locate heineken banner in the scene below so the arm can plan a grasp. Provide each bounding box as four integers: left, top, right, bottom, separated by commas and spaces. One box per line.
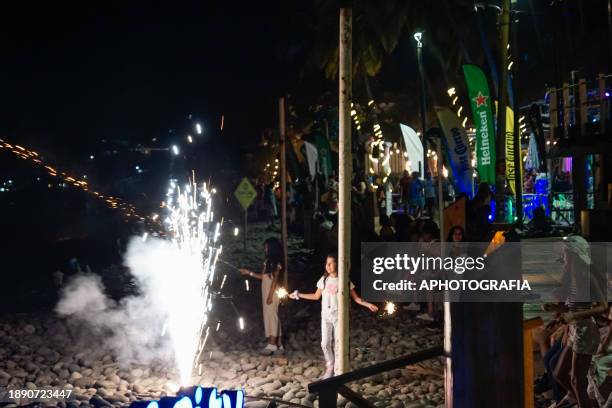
462, 64, 496, 185
435, 107, 473, 197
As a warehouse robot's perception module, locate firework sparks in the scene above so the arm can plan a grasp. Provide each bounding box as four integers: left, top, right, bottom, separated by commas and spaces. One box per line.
164, 179, 221, 385
275, 287, 288, 299
384, 301, 397, 316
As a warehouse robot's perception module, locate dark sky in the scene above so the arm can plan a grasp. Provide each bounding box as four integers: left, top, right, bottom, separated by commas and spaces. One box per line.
0, 1, 312, 159
0, 1, 610, 163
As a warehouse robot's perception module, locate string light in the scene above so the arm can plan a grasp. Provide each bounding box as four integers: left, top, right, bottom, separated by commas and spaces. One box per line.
0, 138, 144, 220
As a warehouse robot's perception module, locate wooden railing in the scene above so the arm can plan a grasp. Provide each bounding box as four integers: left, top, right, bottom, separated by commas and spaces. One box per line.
307, 345, 444, 407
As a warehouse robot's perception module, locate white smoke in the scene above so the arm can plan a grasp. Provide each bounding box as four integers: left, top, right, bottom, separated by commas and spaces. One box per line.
56, 182, 219, 384
55, 236, 192, 369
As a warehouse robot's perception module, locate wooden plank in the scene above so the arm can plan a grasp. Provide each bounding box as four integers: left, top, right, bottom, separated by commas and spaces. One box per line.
523, 317, 543, 408
338, 385, 375, 408
524, 326, 534, 408
308, 345, 444, 393
318, 387, 337, 407
523, 317, 543, 331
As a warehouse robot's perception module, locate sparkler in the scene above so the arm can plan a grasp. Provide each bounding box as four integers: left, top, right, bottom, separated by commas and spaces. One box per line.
384, 301, 397, 316
275, 287, 288, 299
164, 178, 221, 385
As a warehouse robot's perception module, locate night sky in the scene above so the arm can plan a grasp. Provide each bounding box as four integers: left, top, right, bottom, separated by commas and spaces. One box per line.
0, 1, 312, 158
1, 1, 610, 157
1, 0, 611, 248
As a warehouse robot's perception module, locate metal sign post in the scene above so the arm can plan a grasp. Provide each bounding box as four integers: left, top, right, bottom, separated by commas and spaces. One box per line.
234, 177, 257, 252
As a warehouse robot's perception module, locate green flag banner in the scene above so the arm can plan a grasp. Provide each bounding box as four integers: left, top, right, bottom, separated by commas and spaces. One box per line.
462, 64, 496, 185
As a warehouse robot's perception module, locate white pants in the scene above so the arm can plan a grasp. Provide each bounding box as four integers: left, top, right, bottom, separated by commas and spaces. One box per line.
321, 315, 338, 371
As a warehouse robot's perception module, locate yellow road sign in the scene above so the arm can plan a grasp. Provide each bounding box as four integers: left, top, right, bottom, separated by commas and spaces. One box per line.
234, 177, 257, 210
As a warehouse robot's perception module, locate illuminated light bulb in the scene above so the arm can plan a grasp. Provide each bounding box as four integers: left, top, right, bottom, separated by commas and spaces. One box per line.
233, 227, 239, 236
447, 87, 456, 97
196, 123, 202, 134
187, 135, 193, 143
172, 145, 180, 155
368, 99, 374, 106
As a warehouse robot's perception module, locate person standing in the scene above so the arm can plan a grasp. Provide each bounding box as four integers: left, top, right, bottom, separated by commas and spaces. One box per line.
289, 254, 378, 378
240, 237, 285, 354
409, 171, 425, 218
399, 170, 411, 214
424, 172, 436, 218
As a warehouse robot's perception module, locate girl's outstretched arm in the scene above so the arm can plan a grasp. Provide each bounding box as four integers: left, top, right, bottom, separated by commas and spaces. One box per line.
295, 288, 323, 301
239, 268, 262, 280
350, 288, 378, 312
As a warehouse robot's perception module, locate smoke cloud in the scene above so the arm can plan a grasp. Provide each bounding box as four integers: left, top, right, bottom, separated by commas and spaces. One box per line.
55, 236, 186, 368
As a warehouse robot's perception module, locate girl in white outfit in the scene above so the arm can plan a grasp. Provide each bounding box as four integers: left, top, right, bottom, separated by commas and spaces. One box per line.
240, 237, 284, 355
290, 254, 378, 378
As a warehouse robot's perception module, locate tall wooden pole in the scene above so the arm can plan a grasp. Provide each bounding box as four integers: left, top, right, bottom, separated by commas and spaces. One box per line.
512, 9, 524, 225
495, 0, 510, 222
279, 97, 288, 287
416, 35, 428, 176
436, 138, 444, 242
337, 7, 352, 375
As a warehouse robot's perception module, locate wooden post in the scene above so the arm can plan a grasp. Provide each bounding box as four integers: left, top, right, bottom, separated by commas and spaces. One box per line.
444, 238, 524, 407
243, 209, 247, 252
436, 138, 444, 241
563, 82, 571, 138
549, 88, 558, 133
599, 73, 607, 134
523, 317, 544, 408
495, 0, 510, 223
337, 7, 352, 375
578, 78, 588, 137
279, 97, 288, 287
512, 16, 523, 224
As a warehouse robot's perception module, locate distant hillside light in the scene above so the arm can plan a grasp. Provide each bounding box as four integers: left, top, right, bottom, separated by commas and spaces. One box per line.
196, 123, 202, 135
172, 145, 180, 155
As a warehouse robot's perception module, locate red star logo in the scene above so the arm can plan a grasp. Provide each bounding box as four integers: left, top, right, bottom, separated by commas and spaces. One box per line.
473, 92, 488, 108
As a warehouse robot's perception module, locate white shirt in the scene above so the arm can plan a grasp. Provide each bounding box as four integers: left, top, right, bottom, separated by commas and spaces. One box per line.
317, 275, 355, 319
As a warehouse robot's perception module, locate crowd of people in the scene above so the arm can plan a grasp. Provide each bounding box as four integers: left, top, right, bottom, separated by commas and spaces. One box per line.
241, 170, 610, 406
